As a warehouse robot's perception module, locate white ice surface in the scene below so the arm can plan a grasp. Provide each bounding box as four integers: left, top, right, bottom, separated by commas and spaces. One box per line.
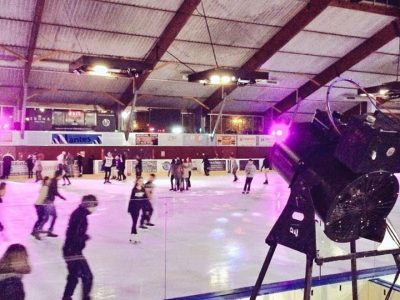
0, 172, 399, 299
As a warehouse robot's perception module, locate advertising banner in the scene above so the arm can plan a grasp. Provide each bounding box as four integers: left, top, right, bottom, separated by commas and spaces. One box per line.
135, 133, 158, 146
183, 134, 214, 146
96, 113, 116, 132
216, 135, 236, 146
26, 108, 52, 131
257, 135, 275, 147
237, 135, 257, 146
209, 159, 227, 171
51, 133, 102, 145
143, 160, 157, 173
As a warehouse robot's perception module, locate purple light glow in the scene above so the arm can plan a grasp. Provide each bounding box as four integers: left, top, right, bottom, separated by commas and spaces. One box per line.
270, 123, 289, 141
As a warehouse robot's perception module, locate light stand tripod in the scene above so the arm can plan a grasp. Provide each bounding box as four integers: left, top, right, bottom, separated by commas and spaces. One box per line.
250, 180, 400, 300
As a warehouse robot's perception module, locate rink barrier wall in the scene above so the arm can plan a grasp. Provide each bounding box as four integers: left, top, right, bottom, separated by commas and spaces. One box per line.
0, 158, 264, 177
167, 265, 398, 300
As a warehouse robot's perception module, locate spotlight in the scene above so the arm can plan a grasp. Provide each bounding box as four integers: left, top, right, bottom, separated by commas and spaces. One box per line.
270, 123, 289, 142
39, 108, 45, 113
171, 126, 183, 134
149, 127, 155, 132
121, 111, 129, 119
187, 68, 269, 86
69, 56, 151, 78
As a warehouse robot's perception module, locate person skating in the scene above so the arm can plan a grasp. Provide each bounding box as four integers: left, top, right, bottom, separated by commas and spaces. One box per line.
0, 244, 31, 300
140, 174, 156, 228
135, 155, 142, 178
62, 195, 98, 300
182, 159, 190, 190
120, 152, 127, 180
128, 177, 147, 243
1, 152, 15, 179
57, 151, 66, 172
76, 152, 84, 177
42, 170, 66, 237
186, 157, 192, 188
202, 153, 210, 176
230, 155, 239, 182
33, 154, 43, 182
174, 158, 184, 191
261, 155, 271, 184
62, 161, 71, 186
26, 155, 34, 179
115, 155, 123, 181
102, 152, 113, 184
242, 159, 257, 194
0, 182, 6, 233
168, 159, 176, 191
31, 177, 50, 240
66, 152, 75, 178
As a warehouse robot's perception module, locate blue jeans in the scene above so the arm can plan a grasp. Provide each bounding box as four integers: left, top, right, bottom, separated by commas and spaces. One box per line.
43, 203, 57, 233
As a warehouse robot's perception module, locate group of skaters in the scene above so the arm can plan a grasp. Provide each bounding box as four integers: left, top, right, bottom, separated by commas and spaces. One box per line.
101, 152, 129, 183
56, 151, 85, 185
168, 157, 192, 191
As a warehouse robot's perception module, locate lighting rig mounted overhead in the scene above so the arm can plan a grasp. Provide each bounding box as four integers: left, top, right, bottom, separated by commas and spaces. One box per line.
357, 81, 400, 101
187, 68, 269, 86
69, 56, 152, 78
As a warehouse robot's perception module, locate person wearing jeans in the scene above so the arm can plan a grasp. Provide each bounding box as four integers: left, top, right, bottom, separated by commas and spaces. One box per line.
242, 159, 257, 194
42, 170, 66, 237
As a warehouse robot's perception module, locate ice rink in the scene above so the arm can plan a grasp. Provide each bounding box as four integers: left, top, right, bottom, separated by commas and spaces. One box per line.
1, 171, 400, 299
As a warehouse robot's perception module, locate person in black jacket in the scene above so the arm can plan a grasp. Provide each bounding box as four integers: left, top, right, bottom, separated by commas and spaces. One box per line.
25, 155, 34, 179
202, 153, 211, 176
62, 195, 98, 300
1, 152, 15, 179
76, 152, 84, 177
260, 155, 271, 184
135, 155, 142, 178
0, 243, 31, 300
120, 152, 127, 181
128, 177, 147, 244
42, 170, 66, 237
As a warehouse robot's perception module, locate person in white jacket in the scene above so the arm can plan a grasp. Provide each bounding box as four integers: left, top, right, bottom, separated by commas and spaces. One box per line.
242, 159, 257, 194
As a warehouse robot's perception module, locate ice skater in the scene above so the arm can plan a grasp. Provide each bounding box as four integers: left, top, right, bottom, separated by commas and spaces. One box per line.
168, 159, 176, 191
128, 177, 147, 243
0, 182, 6, 233
182, 159, 190, 190
135, 155, 143, 178
62, 195, 98, 300
261, 155, 270, 184
120, 152, 127, 180
42, 170, 66, 237
102, 152, 113, 184
1, 152, 15, 179
76, 152, 84, 177
186, 157, 192, 188
31, 176, 50, 240
242, 159, 256, 194
174, 158, 184, 191
140, 174, 156, 228
57, 151, 66, 172
62, 161, 72, 186
0, 244, 31, 300
202, 153, 210, 176
34, 154, 43, 182
26, 154, 34, 179
230, 155, 239, 182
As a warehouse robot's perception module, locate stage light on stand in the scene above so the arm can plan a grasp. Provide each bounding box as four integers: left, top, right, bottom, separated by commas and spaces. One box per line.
90, 65, 109, 76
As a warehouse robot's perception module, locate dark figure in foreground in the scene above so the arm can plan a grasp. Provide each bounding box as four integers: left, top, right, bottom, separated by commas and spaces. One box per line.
1, 152, 15, 179
62, 195, 98, 300
202, 153, 210, 176
0, 243, 31, 300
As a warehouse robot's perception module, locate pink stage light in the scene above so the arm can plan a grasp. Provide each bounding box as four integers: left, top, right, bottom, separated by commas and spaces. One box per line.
270, 123, 289, 141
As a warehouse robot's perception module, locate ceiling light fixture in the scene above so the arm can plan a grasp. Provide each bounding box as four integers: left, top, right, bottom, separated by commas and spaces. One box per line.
70, 56, 151, 78
187, 68, 269, 86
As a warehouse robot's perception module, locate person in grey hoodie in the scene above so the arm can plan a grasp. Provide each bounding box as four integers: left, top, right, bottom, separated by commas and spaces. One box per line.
242, 159, 257, 194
